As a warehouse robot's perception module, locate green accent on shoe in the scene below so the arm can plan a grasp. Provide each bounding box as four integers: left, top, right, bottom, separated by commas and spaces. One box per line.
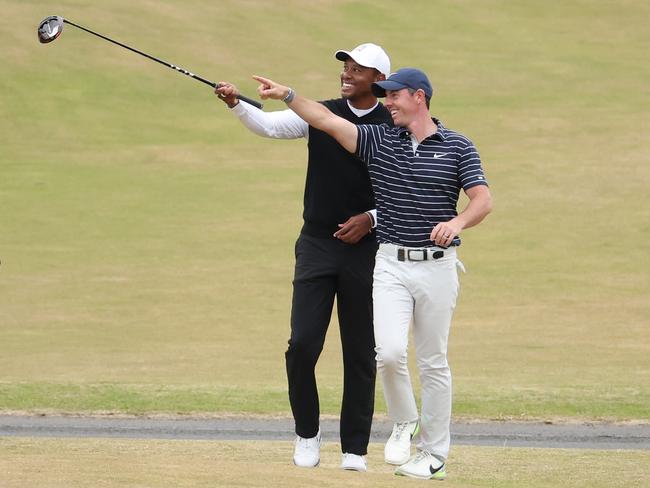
411, 420, 420, 440
430, 464, 447, 480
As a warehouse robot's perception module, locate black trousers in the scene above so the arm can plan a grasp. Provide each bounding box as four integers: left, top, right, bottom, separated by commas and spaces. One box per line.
286, 233, 378, 455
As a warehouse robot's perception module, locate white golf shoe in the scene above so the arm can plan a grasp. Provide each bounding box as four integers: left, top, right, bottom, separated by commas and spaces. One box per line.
293, 429, 321, 467
340, 453, 367, 472
395, 450, 447, 480
384, 420, 419, 465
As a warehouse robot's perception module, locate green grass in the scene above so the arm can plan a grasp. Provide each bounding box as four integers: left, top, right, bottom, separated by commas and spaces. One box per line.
0, 383, 287, 414
1, 0, 649, 421
1, 381, 647, 420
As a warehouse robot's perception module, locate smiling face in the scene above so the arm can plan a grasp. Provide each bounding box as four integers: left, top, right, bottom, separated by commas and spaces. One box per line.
383, 88, 422, 127
340, 59, 383, 105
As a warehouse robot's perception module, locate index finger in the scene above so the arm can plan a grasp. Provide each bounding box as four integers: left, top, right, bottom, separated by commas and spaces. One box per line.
252, 75, 273, 86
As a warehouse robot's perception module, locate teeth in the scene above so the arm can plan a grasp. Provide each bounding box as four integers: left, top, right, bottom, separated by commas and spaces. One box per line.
342, 83, 353, 88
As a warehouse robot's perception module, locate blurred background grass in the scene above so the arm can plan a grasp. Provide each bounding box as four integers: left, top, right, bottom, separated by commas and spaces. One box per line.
1, 0, 649, 420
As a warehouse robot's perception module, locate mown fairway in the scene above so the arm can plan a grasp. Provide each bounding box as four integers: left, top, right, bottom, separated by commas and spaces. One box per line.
1, 0, 649, 422
1, 438, 649, 488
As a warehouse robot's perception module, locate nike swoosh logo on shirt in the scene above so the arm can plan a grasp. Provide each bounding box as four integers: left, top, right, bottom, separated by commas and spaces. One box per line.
433, 153, 448, 159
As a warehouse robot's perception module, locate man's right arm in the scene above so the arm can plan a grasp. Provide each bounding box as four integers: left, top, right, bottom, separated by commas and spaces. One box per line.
253, 75, 358, 153
231, 102, 308, 139
215, 82, 308, 139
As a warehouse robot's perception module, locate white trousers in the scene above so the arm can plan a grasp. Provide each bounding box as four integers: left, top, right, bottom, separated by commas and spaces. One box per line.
373, 243, 461, 459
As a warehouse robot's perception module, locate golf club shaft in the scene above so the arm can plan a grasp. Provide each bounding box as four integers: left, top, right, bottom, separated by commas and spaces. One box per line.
63, 19, 262, 109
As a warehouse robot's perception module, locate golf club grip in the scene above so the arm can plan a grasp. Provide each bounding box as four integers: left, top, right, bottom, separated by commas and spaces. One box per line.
210, 81, 263, 109
236, 94, 263, 109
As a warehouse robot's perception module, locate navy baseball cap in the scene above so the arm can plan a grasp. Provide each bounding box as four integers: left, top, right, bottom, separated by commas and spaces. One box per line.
371, 67, 433, 99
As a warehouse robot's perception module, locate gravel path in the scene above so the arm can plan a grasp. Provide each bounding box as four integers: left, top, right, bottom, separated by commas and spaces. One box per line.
2, 415, 649, 450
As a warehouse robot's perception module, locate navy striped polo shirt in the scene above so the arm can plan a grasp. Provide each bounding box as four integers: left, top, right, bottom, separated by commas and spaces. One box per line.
356, 118, 488, 247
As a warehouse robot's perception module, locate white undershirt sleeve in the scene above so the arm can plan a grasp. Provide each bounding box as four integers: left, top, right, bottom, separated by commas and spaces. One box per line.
369, 209, 377, 228
230, 102, 309, 139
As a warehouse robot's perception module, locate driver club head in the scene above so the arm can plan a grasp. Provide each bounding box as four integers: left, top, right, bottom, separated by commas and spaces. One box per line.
38, 15, 64, 44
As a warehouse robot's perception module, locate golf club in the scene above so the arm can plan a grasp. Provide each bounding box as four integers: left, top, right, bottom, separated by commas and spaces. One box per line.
37, 15, 263, 109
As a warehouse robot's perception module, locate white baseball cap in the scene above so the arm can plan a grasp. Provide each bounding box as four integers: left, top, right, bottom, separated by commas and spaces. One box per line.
335, 43, 391, 77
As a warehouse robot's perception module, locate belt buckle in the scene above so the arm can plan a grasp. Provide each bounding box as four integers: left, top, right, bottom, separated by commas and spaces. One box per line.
407, 249, 427, 261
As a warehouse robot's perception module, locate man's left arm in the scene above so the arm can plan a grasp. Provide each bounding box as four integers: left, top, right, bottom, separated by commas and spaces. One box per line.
253, 75, 359, 153
430, 185, 493, 247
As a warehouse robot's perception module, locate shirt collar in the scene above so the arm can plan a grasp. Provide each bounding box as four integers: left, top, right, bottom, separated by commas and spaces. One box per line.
398, 117, 446, 142
347, 99, 379, 118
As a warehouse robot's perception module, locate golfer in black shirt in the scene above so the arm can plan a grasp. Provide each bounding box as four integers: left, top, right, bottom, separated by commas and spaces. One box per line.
215, 43, 393, 471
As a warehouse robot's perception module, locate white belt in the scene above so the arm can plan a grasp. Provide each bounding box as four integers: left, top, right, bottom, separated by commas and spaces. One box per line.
379, 243, 455, 262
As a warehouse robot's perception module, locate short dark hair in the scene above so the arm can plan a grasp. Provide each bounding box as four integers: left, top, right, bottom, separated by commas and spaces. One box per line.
408, 88, 430, 109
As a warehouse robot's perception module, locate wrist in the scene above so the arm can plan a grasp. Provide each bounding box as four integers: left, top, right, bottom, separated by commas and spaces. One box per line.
364, 211, 375, 229
283, 88, 295, 104
447, 217, 465, 235
451, 216, 465, 230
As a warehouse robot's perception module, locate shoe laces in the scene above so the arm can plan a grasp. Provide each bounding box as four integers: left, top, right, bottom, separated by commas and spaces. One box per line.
391, 421, 413, 441
413, 450, 444, 466
342, 453, 363, 462
413, 449, 432, 463
296, 435, 318, 450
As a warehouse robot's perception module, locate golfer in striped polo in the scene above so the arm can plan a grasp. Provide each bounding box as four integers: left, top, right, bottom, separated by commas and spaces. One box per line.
253, 67, 492, 480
